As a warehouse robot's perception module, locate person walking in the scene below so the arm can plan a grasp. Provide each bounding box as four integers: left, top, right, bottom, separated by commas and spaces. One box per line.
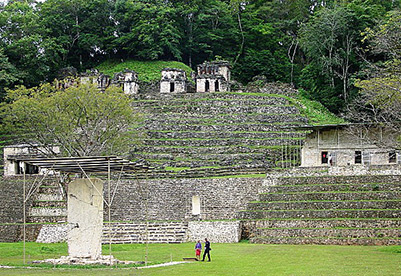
202, 238, 211, 262
195, 240, 202, 260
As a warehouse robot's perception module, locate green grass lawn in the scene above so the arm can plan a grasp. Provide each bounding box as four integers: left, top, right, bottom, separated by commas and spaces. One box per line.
0, 242, 400, 275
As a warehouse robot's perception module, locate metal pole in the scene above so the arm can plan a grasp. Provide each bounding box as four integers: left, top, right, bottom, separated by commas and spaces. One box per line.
281, 133, 284, 168
108, 158, 112, 266
23, 165, 26, 265
145, 175, 149, 266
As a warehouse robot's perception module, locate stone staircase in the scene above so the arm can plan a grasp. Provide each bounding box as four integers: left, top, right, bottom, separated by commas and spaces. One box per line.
131, 91, 306, 177
102, 221, 188, 244
28, 180, 67, 223
239, 174, 401, 245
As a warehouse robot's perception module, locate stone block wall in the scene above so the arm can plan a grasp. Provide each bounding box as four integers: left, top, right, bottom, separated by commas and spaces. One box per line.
0, 177, 34, 224
0, 224, 42, 242
187, 221, 241, 243
105, 178, 263, 222
30, 220, 241, 244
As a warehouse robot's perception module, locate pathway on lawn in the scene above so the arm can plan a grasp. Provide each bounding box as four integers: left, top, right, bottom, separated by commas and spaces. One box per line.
138, 261, 190, 269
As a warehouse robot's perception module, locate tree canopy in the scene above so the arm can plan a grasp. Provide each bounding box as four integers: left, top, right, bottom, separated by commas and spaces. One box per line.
0, 0, 400, 113
1, 82, 142, 156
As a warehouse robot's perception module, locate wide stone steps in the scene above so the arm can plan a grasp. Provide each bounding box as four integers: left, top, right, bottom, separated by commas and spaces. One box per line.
138, 123, 303, 133
133, 97, 290, 107
241, 173, 401, 245
258, 191, 401, 202
134, 91, 291, 102
28, 182, 67, 224
255, 228, 401, 239
146, 131, 303, 140
102, 222, 188, 244
28, 215, 67, 223
155, 160, 268, 169
243, 218, 401, 229
247, 200, 401, 210
273, 175, 401, 186
146, 111, 299, 120
251, 236, 401, 245
35, 193, 64, 201
33, 200, 66, 208
238, 209, 400, 220
29, 207, 67, 217
142, 138, 301, 147
126, 167, 266, 180
143, 105, 300, 115
137, 145, 291, 155
144, 114, 305, 125
131, 90, 306, 173
263, 183, 401, 194
135, 153, 267, 162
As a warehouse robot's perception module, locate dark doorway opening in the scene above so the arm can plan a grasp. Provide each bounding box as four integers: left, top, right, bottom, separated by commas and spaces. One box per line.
355, 151, 362, 164
321, 151, 328, 164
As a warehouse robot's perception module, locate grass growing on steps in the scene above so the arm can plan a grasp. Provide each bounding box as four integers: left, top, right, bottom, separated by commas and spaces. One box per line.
227, 91, 345, 125
0, 243, 400, 275
96, 60, 193, 83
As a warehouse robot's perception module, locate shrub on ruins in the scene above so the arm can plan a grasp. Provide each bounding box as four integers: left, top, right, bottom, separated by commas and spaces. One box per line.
0, 81, 143, 157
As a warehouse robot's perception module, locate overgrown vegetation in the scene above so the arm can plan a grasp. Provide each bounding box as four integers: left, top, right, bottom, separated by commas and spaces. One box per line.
1, 0, 400, 114
96, 60, 193, 83
293, 93, 346, 125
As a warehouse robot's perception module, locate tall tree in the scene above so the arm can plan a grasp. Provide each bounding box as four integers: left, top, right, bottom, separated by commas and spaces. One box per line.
113, 0, 182, 60
1, 82, 143, 156
346, 10, 401, 148
299, 5, 358, 111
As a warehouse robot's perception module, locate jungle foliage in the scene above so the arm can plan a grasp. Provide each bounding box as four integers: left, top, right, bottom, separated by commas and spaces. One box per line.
0, 0, 400, 114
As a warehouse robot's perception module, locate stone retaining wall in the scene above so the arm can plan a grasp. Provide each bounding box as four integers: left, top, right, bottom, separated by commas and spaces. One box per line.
187, 221, 241, 243
0, 177, 36, 224
105, 178, 262, 222
0, 224, 42, 242
4, 220, 242, 244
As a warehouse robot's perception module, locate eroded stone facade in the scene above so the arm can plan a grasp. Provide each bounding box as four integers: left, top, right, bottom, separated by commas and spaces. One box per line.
196, 61, 230, 93
3, 145, 60, 176
160, 68, 187, 93
300, 125, 400, 167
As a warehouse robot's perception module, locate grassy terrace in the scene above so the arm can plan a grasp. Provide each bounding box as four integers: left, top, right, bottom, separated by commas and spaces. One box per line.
0, 242, 400, 275
259, 190, 399, 195
144, 137, 303, 141
96, 60, 193, 83
250, 199, 401, 203
241, 217, 401, 221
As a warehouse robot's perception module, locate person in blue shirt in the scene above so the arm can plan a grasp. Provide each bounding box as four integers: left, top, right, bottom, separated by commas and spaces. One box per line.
195, 240, 202, 260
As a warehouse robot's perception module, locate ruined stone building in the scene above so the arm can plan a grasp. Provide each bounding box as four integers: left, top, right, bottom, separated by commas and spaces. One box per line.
299, 124, 400, 167
3, 144, 60, 177
79, 69, 139, 94
196, 61, 231, 92
111, 69, 139, 95
160, 68, 187, 93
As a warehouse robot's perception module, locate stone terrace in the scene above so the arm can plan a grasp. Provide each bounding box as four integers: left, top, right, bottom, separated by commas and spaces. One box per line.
240, 174, 401, 245
131, 92, 306, 178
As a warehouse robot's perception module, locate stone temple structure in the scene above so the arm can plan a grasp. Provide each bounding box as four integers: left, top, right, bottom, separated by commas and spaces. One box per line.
196, 61, 230, 93
111, 69, 139, 95
160, 68, 187, 93
298, 124, 400, 167
79, 69, 139, 94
